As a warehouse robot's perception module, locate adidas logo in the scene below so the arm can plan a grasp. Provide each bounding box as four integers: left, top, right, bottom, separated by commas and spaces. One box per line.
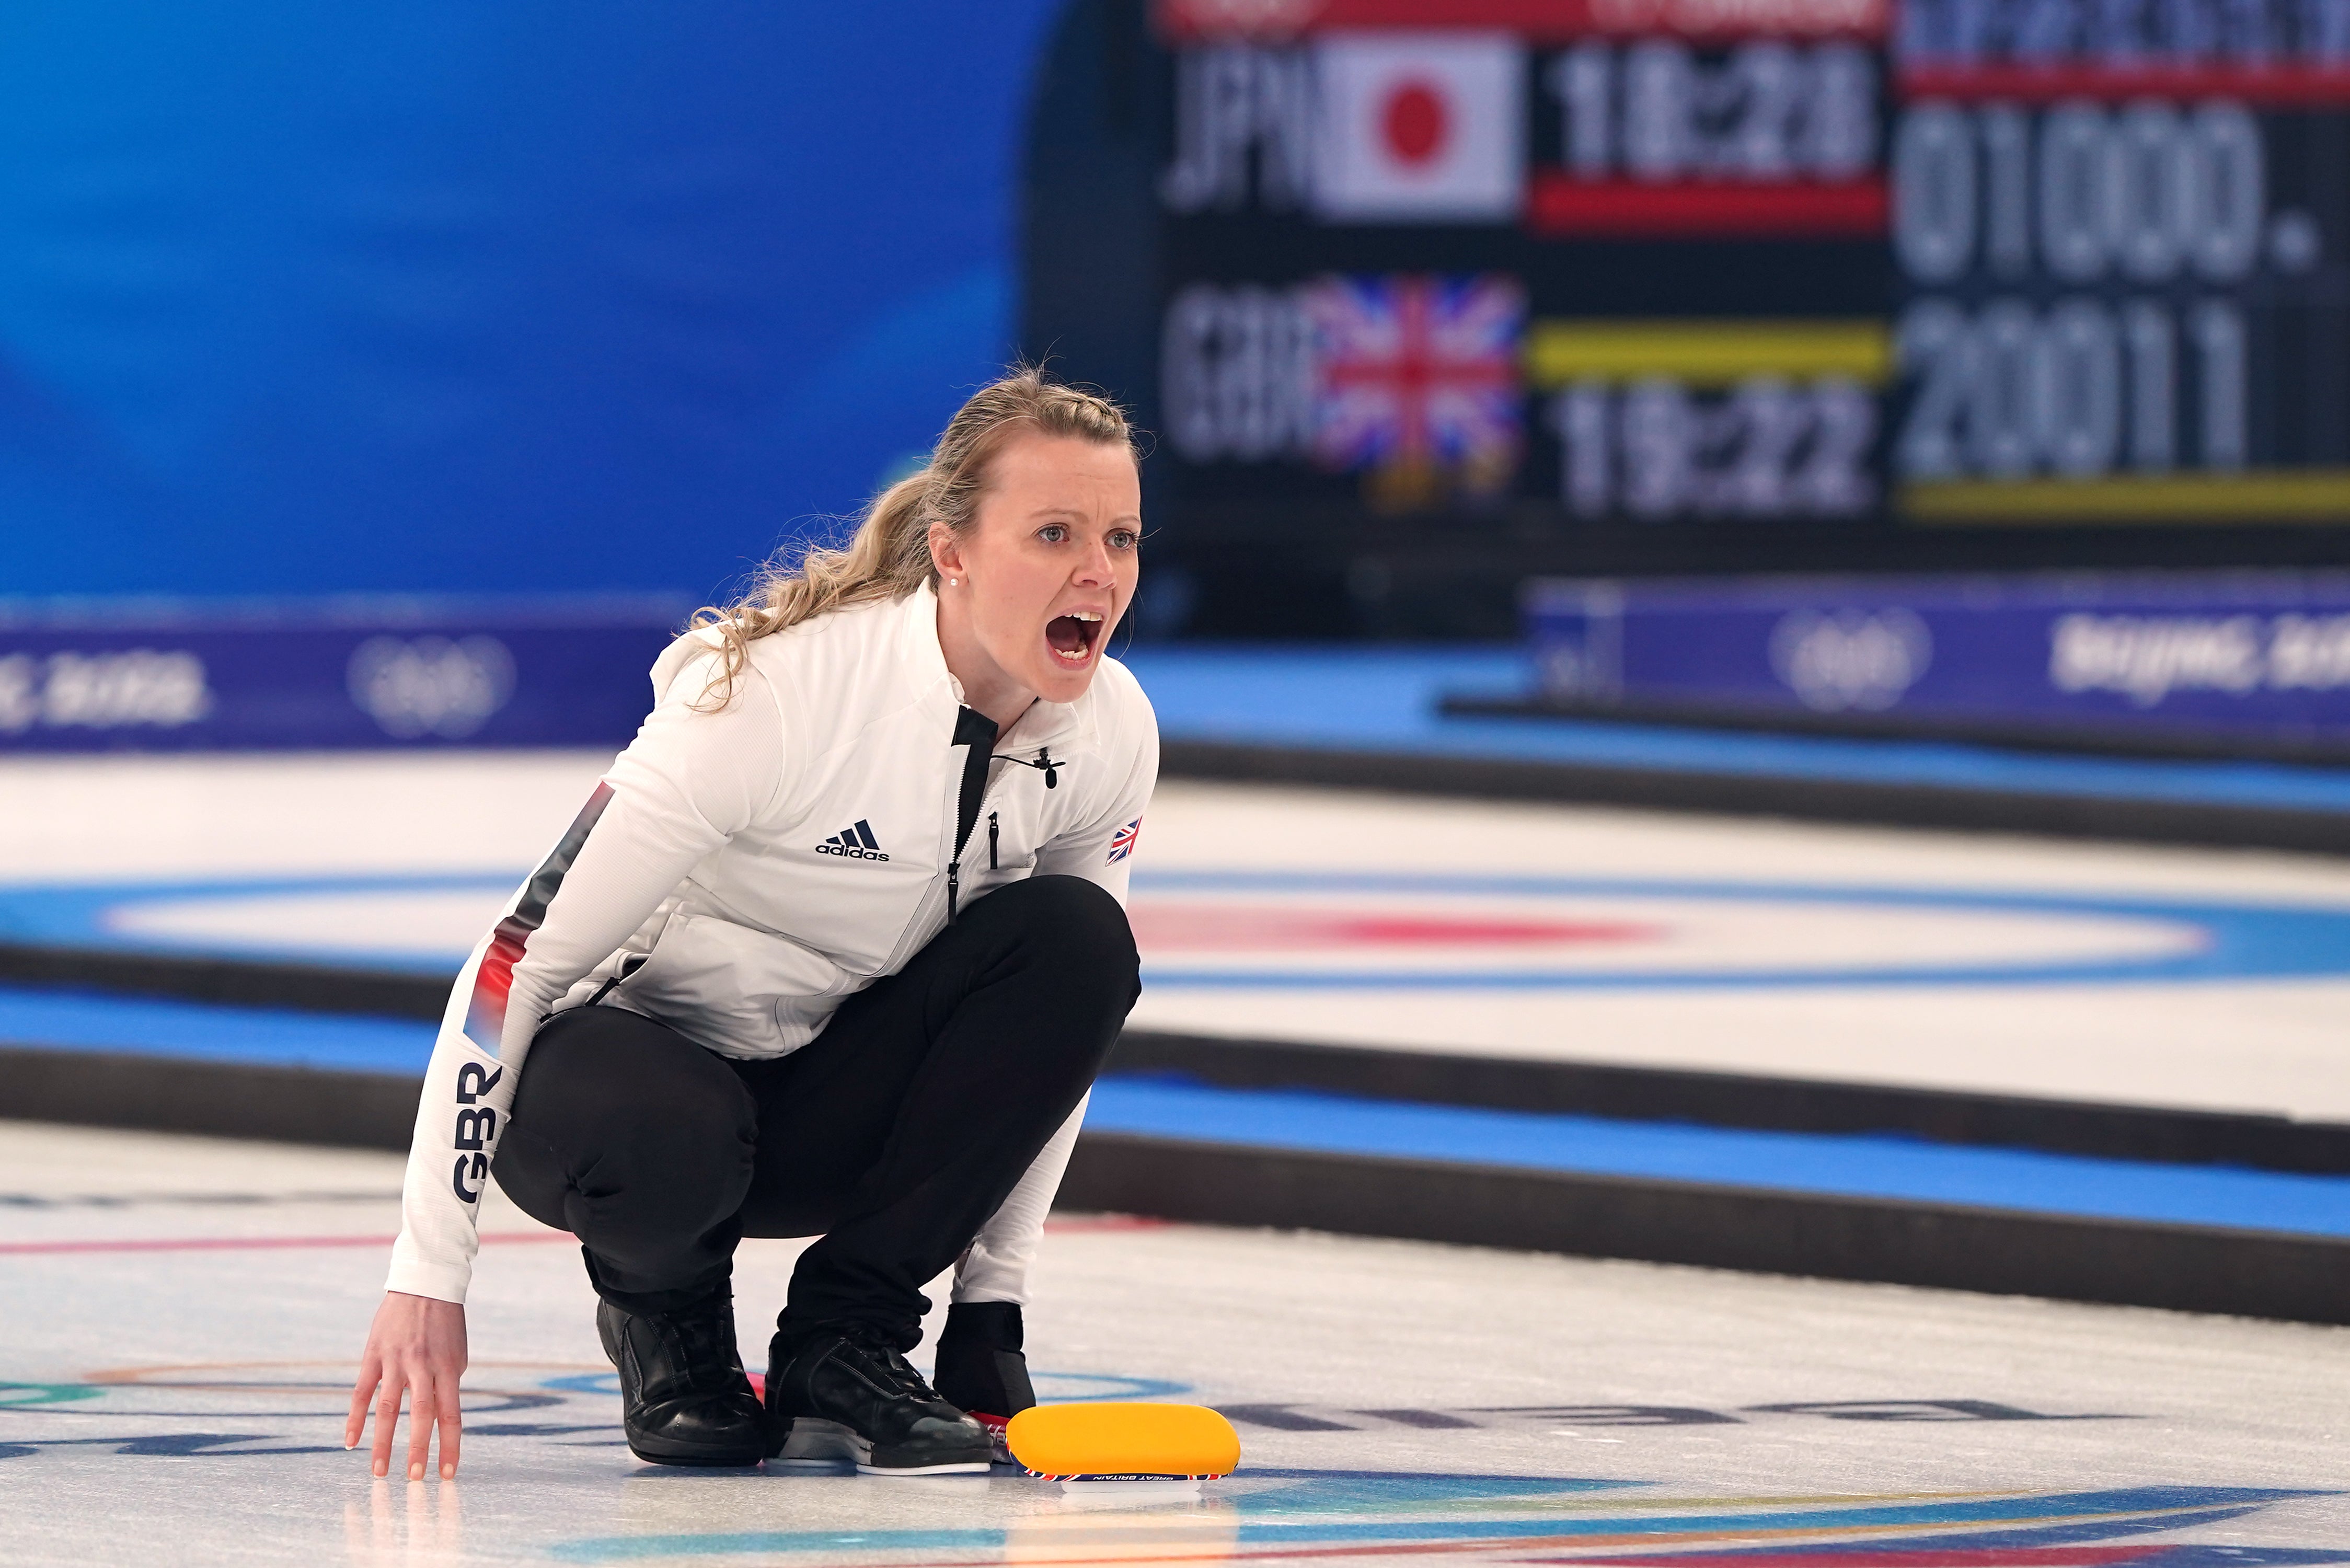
816, 819, 889, 861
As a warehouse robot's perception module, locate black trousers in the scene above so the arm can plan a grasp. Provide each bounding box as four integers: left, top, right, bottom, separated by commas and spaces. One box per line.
491, 874, 1139, 1348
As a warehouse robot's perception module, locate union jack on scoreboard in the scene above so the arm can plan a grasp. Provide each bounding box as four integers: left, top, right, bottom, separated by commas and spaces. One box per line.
1300, 272, 1527, 487
1107, 817, 1142, 864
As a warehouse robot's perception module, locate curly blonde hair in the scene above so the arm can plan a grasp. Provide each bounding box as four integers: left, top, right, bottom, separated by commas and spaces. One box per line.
690, 365, 1136, 709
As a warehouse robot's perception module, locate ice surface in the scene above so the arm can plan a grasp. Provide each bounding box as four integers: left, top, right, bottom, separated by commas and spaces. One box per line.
1, 1120, 2344, 1566
8, 756, 2350, 1119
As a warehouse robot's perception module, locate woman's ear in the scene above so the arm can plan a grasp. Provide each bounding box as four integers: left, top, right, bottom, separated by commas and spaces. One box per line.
928, 523, 964, 584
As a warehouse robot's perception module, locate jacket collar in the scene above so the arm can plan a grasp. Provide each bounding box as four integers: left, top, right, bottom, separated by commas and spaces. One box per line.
891, 581, 1097, 757
893, 579, 955, 704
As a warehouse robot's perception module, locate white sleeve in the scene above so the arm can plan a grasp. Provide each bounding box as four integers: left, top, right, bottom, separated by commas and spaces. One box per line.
952, 1093, 1088, 1306
385, 658, 786, 1304
950, 678, 1159, 1305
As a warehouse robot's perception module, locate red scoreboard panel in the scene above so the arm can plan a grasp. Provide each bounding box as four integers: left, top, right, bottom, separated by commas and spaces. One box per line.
1020, 0, 2350, 628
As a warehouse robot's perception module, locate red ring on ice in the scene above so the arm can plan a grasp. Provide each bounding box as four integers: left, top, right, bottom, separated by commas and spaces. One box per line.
1129, 904, 1660, 952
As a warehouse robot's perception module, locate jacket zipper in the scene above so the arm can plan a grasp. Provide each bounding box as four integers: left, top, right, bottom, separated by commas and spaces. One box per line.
947, 781, 1009, 923
945, 707, 999, 924
582, 952, 647, 1008
873, 710, 1085, 978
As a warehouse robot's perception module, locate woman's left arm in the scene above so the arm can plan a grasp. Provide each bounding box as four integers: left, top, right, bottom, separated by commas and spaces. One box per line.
951, 1091, 1089, 1308
956, 672, 1158, 1309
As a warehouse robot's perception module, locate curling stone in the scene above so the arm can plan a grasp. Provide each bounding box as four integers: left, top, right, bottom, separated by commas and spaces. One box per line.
1006, 1402, 1241, 1498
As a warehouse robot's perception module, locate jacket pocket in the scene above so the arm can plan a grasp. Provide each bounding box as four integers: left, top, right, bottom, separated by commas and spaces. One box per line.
619, 910, 849, 1056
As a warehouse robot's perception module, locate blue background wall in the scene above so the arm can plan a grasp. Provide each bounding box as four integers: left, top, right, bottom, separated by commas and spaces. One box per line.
0, 2, 1061, 600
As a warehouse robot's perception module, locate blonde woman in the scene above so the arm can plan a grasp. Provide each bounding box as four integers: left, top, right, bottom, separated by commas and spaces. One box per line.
345, 370, 1156, 1478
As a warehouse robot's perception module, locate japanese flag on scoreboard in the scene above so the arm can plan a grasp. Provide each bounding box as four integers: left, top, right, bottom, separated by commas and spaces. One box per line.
1311, 32, 1525, 224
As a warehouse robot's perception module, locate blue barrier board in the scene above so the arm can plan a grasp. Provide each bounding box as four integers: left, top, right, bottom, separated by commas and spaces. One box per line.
0, 597, 686, 753
1527, 571, 2350, 742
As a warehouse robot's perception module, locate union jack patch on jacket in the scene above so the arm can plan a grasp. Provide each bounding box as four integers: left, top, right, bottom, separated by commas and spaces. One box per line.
1107, 817, 1141, 864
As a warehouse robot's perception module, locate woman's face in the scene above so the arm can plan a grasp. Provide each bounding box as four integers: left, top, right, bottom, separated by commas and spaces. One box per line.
933, 431, 1141, 706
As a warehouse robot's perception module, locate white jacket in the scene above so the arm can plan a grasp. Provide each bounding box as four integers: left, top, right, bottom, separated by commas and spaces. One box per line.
387, 583, 1159, 1306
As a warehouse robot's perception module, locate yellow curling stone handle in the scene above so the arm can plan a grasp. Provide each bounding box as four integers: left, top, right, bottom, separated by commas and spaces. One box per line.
1006, 1402, 1242, 1480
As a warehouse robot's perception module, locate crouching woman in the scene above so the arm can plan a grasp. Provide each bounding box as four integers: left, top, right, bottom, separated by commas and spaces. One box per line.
345, 370, 1156, 1478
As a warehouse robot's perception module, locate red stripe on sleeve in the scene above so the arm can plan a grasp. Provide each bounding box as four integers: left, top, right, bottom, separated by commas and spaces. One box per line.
461, 782, 614, 1054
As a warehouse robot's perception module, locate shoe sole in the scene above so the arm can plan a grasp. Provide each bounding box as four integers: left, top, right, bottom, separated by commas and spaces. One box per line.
624, 1436, 765, 1468
774, 1417, 991, 1477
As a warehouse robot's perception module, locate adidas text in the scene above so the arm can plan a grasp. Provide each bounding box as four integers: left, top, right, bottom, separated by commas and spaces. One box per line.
817, 820, 889, 861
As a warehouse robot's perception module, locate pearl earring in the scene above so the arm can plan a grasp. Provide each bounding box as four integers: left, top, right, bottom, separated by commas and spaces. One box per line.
947, 577, 958, 586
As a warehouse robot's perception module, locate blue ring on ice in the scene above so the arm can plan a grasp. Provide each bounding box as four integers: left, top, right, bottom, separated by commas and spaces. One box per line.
2, 869, 2348, 989
0, 874, 517, 975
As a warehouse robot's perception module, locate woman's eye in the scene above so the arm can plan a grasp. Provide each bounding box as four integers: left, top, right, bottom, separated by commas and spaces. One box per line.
1110, 530, 1138, 549
1038, 525, 1067, 544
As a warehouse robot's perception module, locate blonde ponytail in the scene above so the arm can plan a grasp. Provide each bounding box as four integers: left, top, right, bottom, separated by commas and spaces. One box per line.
689, 366, 1135, 710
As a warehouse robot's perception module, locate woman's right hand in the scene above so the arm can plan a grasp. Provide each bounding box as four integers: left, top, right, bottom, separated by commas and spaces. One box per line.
346, 1290, 469, 1480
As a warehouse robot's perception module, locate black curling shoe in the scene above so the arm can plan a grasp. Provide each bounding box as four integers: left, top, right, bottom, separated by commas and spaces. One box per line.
596, 1292, 768, 1467
764, 1326, 994, 1475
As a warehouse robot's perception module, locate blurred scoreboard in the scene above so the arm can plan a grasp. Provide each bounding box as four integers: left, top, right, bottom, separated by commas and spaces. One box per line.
1100, 0, 2350, 562
1893, 0, 2350, 522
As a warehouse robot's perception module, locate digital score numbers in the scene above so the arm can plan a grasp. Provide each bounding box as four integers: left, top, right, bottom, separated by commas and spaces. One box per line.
1526, 25, 1893, 523
1144, 0, 2350, 541
1891, 0, 2350, 522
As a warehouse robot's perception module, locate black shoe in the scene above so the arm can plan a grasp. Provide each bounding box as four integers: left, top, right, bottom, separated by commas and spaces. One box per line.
764, 1325, 994, 1475
596, 1288, 767, 1467
932, 1301, 1035, 1461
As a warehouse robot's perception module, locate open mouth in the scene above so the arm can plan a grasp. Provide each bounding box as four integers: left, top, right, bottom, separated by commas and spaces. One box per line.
1046, 610, 1104, 665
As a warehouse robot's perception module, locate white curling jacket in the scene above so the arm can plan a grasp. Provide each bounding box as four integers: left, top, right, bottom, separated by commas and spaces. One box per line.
386, 583, 1159, 1306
